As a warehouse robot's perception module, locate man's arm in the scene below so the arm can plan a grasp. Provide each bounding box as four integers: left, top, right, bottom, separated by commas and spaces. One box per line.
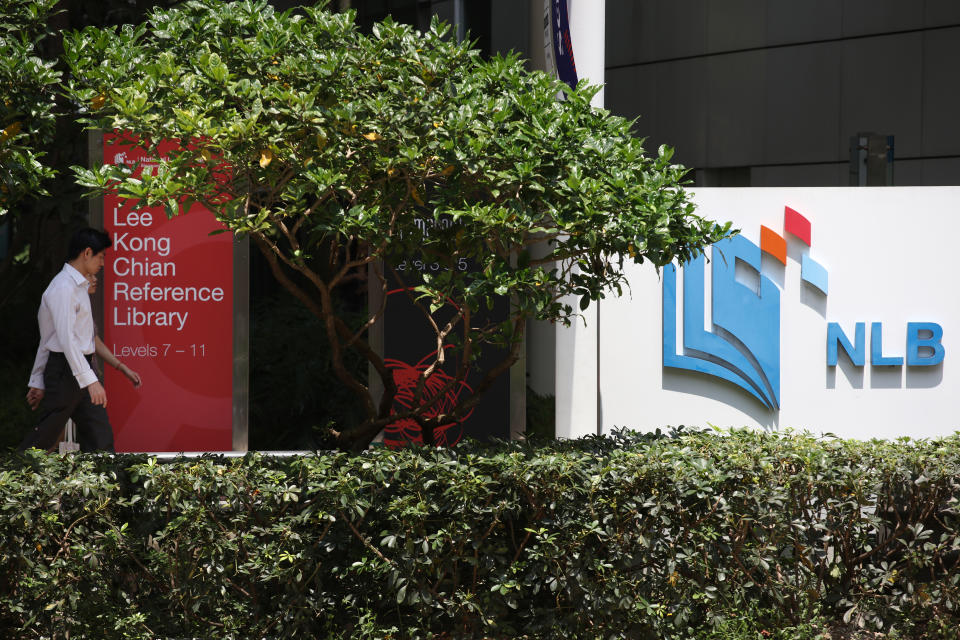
49, 282, 104, 405
27, 343, 48, 391
26, 328, 49, 410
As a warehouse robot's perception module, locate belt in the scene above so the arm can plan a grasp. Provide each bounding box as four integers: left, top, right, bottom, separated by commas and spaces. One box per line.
49, 351, 94, 363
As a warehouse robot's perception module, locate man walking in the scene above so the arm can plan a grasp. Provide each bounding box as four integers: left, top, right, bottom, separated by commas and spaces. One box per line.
19, 228, 115, 452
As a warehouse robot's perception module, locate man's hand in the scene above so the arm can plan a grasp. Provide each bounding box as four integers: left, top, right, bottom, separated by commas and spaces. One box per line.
86, 381, 107, 407
26, 387, 44, 410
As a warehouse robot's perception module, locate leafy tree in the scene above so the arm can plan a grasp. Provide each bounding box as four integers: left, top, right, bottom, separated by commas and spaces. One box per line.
0, 0, 61, 219
0, 0, 64, 449
66, 0, 729, 451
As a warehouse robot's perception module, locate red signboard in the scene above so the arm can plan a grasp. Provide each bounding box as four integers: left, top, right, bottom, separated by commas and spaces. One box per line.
102, 134, 234, 451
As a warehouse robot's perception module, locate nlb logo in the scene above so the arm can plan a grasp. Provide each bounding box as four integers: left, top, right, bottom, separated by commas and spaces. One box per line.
663, 206, 944, 410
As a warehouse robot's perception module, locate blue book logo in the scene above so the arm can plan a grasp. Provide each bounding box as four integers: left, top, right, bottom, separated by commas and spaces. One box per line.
663, 235, 781, 409
662, 207, 830, 409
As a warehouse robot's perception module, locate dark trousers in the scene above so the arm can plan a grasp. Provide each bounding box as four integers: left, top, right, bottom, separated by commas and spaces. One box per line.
18, 352, 115, 453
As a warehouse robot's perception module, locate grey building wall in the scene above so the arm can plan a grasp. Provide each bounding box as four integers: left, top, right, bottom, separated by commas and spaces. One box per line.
348, 2, 959, 187
604, 1, 960, 186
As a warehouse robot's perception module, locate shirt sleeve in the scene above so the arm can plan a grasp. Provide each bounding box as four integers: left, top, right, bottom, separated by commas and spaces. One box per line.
27, 344, 49, 390
50, 284, 98, 389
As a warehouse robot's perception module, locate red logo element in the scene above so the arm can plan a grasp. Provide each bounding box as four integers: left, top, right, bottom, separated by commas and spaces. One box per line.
784, 206, 811, 246
382, 348, 475, 448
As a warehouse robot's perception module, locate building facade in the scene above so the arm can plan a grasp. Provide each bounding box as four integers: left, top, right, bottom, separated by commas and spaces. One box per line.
349, 1, 960, 187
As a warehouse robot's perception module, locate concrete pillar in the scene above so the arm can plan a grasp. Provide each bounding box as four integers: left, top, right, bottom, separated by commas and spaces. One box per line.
553, 0, 605, 439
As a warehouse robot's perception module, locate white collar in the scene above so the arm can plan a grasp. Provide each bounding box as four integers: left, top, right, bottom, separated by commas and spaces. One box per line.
63, 263, 89, 288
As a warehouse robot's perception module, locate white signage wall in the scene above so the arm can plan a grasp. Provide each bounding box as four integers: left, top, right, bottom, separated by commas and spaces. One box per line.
596, 187, 960, 441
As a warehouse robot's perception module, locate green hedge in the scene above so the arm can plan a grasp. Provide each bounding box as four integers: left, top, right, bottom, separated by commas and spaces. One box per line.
2, 429, 960, 639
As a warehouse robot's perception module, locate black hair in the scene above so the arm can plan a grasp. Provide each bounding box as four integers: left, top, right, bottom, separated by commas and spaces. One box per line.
67, 227, 112, 261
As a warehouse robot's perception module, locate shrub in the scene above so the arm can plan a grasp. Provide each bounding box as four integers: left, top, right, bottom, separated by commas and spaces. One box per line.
1, 429, 959, 638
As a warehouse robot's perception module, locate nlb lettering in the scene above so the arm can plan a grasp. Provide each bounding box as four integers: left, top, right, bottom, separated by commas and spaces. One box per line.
828, 322, 945, 367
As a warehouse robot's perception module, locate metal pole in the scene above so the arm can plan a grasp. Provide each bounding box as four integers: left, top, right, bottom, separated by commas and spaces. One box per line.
453, 0, 465, 42
232, 236, 250, 452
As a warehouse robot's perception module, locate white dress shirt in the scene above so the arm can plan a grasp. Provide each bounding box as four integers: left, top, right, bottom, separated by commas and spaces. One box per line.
28, 263, 98, 390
